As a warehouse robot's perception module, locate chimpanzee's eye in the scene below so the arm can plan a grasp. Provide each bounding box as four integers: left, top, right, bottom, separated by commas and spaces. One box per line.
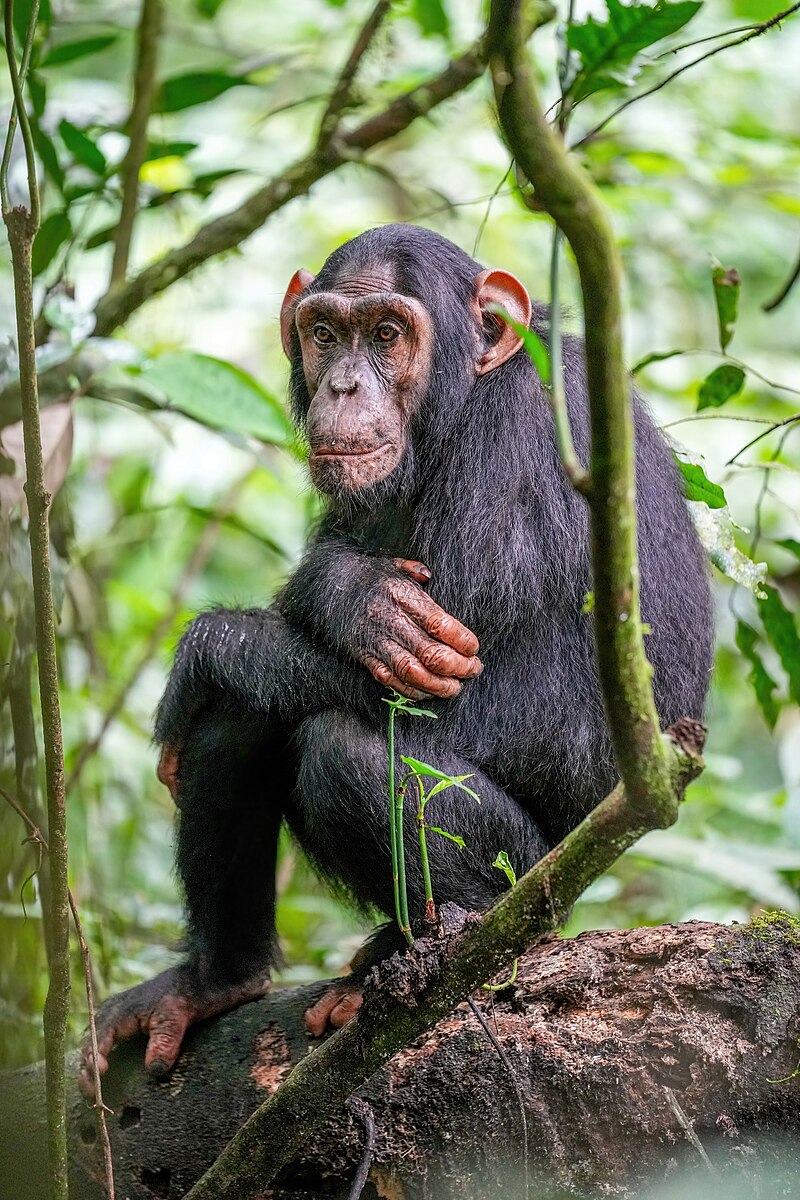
313, 324, 336, 346
374, 323, 400, 344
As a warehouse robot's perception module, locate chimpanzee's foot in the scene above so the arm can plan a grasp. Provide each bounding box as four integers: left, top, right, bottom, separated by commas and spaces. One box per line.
79, 965, 270, 1098
304, 980, 364, 1036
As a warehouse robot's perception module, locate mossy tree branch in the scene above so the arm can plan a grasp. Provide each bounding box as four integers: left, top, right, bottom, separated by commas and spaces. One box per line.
488, 0, 683, 825
2, 2, 70, 1197
181, 721, 704, 1200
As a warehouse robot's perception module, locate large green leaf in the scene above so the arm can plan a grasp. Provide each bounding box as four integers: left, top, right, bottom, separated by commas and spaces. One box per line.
58, 118, 106, 174
411, 0, 450, 38
735, 621, 779, 729
31, 210, 71, 278
136, 353, 293, 444
568, 0, 702, 100
155, 72, 251, 114
758, 585, 800, 705
676, 458, 728, 509
711, 258, 740, 352
697, 364, 745, 411
41, 35, 117, 67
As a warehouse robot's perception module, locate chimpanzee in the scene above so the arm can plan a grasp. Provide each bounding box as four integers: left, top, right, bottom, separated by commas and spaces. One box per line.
79, 224, 713, 1093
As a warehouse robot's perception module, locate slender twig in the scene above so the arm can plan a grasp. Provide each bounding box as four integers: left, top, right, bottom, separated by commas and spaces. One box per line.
3, 4, 70, 1196
748, 422, 799, 556
656, 23, 759, 58
317, 0, 392, 147
472, 162, 512, 257
0, 786, 115, 1200
634, 347, 800, 399
725, 413, 800, 466
1, 0, 40, 226
467, 997, 529, 1200
547, 228, 589, 493
0, 0, 38, 214
570, 3, 800, 152
763, 244, 800, 313
109, 0, 163, 287
663, 1087, 715, 1171
66, 472, 250, 795
345, 1098, 376, 1200
91, 38, 487, 336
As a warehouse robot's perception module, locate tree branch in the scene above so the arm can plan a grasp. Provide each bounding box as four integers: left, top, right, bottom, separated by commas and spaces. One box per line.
316, 0, 392, 147
488, 0, 680, 822
92, 39, 487, 337
2, 4, 71, 1196
181, 721, 704, 1200
763, 242, 800, 313
108, 0, 163, 288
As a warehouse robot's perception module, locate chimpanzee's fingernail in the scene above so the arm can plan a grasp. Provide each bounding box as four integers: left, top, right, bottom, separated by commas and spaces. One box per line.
147, 1058, 171, 1080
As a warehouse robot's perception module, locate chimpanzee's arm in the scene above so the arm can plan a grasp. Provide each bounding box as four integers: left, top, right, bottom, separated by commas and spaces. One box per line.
277, 528, 482, 699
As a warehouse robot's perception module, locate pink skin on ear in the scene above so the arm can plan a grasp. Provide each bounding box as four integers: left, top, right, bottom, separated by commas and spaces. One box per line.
280, 268, 316, 358
473, 268, 533, 376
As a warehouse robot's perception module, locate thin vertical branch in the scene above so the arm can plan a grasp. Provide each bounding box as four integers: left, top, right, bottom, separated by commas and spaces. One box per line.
2, 3, 70, 1196
109, 0, 163, 287
317, 0, 392, 147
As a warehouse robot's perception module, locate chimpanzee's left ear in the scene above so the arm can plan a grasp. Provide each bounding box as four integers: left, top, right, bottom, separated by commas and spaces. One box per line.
280, 268, 316, 358
473, 268, 532, 376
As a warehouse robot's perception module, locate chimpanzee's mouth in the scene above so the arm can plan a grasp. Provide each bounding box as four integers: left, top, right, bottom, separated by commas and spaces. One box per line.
312, 442, 392, 460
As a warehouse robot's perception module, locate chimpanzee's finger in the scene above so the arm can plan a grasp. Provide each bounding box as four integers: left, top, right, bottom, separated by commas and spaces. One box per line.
382, 640, 462, 698
144, 995, 192, 1078
305, 987, 348, 1037
396, 585, 479, 657
393, 558, 432, 585
360, 654, 429, 700
329, 989, 363, 1028
393, 613, 482, 680
78, 1007, 140, 1099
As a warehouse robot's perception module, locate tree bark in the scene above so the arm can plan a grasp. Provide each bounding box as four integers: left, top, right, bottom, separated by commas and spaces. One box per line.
2, 919, 799, 1200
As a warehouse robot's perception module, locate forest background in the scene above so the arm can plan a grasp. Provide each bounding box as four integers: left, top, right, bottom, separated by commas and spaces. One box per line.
1, 0, 799, 1072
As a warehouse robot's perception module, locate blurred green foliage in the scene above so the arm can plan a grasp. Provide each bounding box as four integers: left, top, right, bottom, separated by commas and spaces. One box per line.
1, 0, 799, 1070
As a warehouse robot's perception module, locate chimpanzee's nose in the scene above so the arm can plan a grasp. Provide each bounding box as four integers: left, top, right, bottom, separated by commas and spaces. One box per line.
329, 362, 360, 395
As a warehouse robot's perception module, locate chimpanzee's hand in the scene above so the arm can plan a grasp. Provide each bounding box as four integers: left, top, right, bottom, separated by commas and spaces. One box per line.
353, 557, 482, 700
78, 966, 270, 1098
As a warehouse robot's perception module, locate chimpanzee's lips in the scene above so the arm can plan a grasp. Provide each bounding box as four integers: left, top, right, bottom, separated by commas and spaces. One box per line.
312, 443, 391, 460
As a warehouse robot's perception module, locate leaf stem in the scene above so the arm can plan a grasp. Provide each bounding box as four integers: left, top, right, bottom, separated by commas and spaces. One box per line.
415, 780, 435, 922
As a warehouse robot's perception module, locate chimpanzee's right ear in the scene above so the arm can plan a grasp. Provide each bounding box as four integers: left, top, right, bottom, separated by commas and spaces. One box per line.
280, 269, 315, 358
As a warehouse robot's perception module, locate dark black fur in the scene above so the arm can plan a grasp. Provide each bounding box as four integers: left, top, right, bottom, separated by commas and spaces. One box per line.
154, 224, 713, 991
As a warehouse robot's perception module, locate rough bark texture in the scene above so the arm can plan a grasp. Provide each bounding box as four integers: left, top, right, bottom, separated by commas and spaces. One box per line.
2, 919, 800, 1200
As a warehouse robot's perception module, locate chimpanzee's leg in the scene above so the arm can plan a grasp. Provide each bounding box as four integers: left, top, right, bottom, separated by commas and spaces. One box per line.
290, 709, 548, 1033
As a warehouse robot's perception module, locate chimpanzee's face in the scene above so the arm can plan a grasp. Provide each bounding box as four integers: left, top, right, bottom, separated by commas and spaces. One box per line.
280, 254, 532, 495
292, 281, 433, 493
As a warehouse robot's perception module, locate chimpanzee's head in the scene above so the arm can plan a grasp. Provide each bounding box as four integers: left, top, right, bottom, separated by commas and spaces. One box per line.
280, 225, 532, 496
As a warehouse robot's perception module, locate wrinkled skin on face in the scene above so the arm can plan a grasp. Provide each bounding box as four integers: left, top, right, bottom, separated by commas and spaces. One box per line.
295, 283, 433, 493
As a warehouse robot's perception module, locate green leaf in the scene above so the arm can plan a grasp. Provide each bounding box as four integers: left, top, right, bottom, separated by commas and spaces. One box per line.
631, 348, 685, 374
711, 258, 741, 352
196, 0, 227, 14
146, 139, 198, 161
400, 757, 481, 802
776, 538, 800, 560
136, 353, 293, 444
58, 119, 106, 174
758, 585, 800, 705
697, 364, 745, 411
690, 505, 766, 595
155, 72, 251, 114
411, 0, 450, 38
31, 210, 71, 278
735, 621, 779, 730
41, 35, 117, 67
582, 591, 595, 614
489, 305, 551, 385
568, 0, 702, 100
492, 851, 517, 887
676, 458, 728, 509
13, 0, 51, 45
426, 826, 465, 849
31, 124, 64, 192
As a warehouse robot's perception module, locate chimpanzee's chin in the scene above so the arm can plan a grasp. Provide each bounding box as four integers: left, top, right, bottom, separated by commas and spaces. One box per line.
309, 444, 401, 493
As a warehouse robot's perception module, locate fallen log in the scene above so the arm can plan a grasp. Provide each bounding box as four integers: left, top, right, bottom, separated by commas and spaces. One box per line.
2, 917, 799, 1200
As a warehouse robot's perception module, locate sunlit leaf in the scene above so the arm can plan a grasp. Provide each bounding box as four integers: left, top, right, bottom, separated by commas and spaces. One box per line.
135, 353, 293, 444
567, 0, 702, 100
631, 348, 685, 374
735, 621, 779, 730
41, 35, 117, 67
697, 364, 745, 411
675, 458, 727, 509
492, 851, 517, 887
758, 585, 800, 705
155, 72, 252, 114
711, 257, 740, 352
400, 757, 481, 801
489, 305, 551, 385
58, 118, 106, 174
690, 505, 766, 595
426, 826, 465, 849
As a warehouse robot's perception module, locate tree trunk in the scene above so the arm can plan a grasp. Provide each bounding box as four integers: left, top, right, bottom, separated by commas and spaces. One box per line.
2, 919, 799, 1200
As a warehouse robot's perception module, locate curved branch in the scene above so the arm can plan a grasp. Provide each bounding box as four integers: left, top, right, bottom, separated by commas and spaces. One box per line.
92, 40, 487, 337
